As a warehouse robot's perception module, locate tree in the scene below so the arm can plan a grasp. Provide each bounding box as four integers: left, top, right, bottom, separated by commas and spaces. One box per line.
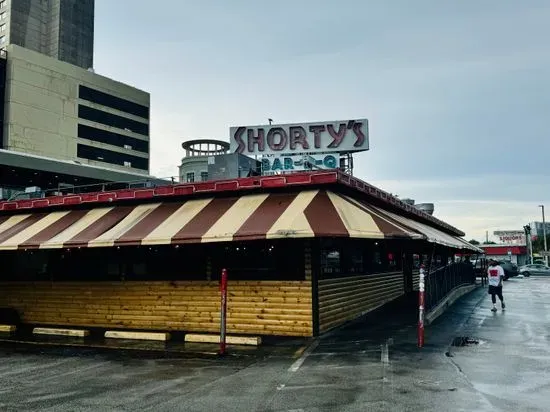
468, 239, 480, 245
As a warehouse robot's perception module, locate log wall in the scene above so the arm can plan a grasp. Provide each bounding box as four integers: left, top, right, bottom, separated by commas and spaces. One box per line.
318, 272, 405, 333
0, 280, 313, 337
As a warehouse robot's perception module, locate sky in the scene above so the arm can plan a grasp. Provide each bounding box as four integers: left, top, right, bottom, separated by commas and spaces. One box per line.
93, 0, 550, 242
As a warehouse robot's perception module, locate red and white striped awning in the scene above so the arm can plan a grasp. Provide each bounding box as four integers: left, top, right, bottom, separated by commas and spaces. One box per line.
371, 206, 482, 252
0, 190, 419, 250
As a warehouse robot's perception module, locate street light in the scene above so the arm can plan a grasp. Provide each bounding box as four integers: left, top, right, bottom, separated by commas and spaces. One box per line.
540, 205, 548, 265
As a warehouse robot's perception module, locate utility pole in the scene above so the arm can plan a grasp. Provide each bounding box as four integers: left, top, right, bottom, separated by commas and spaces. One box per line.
524, 225, 533, 264
540, 205, 548, 265
486, 230, 489, 244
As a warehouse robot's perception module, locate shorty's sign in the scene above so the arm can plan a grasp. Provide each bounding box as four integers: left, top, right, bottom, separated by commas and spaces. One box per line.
230, 119, 369, 156
261, 154, 338, 173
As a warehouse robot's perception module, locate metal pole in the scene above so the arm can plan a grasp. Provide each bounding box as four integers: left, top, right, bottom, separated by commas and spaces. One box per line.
219, 268, 228, 356
418, 265, 425, 348
544, 207, 548, 265
529, 230, 534, 264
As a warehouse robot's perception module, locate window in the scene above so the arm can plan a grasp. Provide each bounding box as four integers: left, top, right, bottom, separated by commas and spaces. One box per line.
320, 239, 342, 276
124, 161, 132, 167
0, 25, 5, 32
0, 2, 5, 9
0, 12, 5, 20
0, 36, 4, 45
77, 144, 148, 171
200, 172, 208, 182
186, 172, 195, 183
78, 124, 149, 153
78, 85, 149, 119
210, 240, 305, 280
78, 105, 149, 136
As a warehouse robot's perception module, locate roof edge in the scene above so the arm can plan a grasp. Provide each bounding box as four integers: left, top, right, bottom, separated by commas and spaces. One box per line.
0, 170, 465, 236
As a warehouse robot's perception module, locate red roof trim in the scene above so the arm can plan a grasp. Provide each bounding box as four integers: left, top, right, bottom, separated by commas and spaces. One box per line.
0, 170, 463, 236
482, 246, 527, 255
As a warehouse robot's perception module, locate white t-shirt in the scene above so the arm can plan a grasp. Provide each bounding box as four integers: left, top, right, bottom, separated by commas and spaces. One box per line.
488, 265, 504, 287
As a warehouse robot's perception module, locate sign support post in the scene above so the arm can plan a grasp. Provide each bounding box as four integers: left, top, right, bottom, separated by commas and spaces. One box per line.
418, 265, 425, 348
219, 268, 228, 356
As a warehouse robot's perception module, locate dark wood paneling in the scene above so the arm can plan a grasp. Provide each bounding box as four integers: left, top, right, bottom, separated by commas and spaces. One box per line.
318, 273, 405, 333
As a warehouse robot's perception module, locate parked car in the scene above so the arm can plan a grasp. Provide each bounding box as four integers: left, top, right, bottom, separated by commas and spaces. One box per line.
498, 260, 519, 280
519, 264, 550, 277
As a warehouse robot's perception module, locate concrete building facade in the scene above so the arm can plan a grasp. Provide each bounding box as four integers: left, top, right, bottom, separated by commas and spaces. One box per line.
3, 44, 150, 175
0, 0, 94, 69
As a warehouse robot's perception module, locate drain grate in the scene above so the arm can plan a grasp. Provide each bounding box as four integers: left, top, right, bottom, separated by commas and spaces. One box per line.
451, 336, 479, 347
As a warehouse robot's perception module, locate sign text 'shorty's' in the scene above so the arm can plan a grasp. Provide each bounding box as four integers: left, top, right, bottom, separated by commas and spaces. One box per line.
230, 119, 369, 156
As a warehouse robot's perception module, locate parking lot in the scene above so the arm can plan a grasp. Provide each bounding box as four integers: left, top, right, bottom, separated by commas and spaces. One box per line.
1, 277, 548, 412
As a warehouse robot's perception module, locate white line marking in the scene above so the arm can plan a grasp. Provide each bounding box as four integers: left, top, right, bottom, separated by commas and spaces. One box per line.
381, 343, 389, 364
288, 339, 319, 372
478, 316, 486, 327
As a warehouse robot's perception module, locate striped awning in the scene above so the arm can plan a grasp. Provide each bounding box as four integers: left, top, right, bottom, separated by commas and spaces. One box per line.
0, 190, 418, 250
371, 207, 482, 252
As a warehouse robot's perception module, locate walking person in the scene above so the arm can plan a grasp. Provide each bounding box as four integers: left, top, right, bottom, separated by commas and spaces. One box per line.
487, 259, 505, 312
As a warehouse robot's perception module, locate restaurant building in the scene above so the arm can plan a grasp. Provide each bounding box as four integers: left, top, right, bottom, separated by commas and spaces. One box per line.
0, 171, 479, 337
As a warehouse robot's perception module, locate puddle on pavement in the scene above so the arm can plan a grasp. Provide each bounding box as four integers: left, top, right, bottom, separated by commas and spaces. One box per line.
451, 337, 480, 347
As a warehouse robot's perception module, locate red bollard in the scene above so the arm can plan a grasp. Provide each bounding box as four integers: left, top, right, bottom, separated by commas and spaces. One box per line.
418, 265, 425, 348
219, 268, 228, 356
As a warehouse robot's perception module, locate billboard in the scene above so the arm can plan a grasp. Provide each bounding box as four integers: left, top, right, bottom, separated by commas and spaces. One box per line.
230, 119, 369, 156
493, 230, 526, 244
261, 153, 339, 174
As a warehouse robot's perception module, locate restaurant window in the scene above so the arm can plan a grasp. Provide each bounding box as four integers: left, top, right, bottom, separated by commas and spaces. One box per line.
210, 240, 304, 280
348, 244, 364, 274
387, 250, 402, 272
186, 172, 195, 183
367, 241, 387, 273
320, 239, 342, 276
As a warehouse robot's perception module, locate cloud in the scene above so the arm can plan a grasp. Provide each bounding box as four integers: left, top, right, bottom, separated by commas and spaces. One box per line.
93, 0, 550, 240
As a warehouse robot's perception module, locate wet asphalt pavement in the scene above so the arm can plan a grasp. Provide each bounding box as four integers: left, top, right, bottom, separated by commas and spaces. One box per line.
0, 277, 548, 411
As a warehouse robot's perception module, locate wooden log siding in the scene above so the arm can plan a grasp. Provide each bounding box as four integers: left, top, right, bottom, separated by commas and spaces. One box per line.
318, 272, 405, 333
0, 281, 313, 337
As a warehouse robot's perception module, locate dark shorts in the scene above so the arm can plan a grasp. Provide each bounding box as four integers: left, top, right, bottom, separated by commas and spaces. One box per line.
488, 285, 502, 295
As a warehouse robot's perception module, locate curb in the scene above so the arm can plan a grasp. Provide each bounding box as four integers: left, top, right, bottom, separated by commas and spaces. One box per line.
0, 338, 250, 360
426, 284, 479, 325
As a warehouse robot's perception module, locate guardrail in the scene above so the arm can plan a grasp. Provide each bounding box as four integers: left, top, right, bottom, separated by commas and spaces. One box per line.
424, 262, 475, 313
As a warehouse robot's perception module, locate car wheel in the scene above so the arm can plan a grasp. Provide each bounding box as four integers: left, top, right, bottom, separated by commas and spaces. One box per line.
504, 275, 509, 281
523, 271, 530, 277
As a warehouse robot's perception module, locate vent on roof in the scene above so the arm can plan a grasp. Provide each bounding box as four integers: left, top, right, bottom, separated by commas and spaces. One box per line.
416, 203, 434, 215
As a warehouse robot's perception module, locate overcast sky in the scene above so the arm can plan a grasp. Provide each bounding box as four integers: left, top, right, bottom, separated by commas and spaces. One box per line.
94, 0, 550, 242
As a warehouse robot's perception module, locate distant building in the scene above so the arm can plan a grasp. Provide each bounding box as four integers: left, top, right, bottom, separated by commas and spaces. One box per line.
178, 139, 261, 183
0, 45, 156, 199
528, 221, 550, 239
482, 245, 528, 266
3, 45, 150, 174
179, 140, 229, 183
2, 0, 94, 69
